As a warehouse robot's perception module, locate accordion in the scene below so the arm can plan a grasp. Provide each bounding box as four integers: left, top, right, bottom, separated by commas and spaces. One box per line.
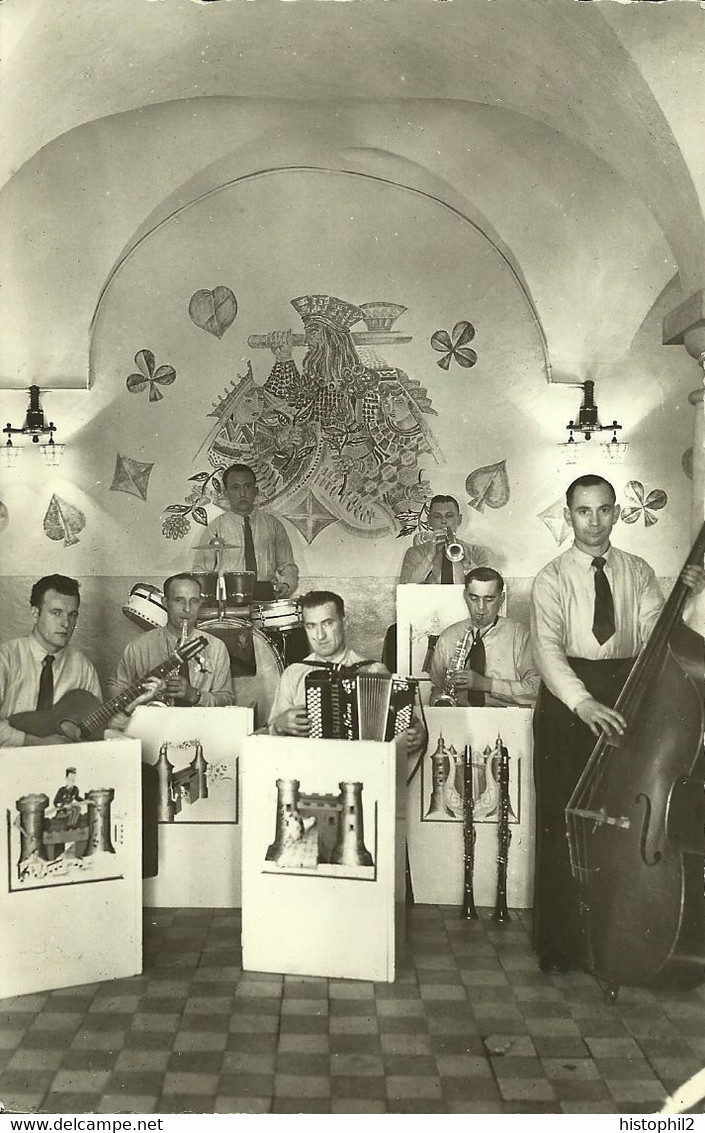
305, 669, 416, 741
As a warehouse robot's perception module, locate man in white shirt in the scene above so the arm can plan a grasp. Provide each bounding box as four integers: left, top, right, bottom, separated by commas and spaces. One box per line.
430, 568, 539, 707
400, 495, 489, 585
0, 574, 101, 747
193, 463, 299, 601
269, 590, 427, 757
530, 474, 704, 973
383, 493, 491, 671
108, 574, 234, 708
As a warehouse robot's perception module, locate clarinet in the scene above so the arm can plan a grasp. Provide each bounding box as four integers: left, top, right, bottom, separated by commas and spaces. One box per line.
461, 744, 478, 919
492, 735, 511, 923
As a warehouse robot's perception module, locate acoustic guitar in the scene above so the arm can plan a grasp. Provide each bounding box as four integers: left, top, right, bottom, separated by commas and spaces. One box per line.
10, 635, 209, 742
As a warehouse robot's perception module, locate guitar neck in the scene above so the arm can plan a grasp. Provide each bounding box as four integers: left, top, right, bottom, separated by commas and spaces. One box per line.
80, 647, 196, 738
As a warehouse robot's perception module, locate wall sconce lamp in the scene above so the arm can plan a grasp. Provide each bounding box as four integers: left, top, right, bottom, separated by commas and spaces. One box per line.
558, 380, 628, 464
2, 386, 65, 468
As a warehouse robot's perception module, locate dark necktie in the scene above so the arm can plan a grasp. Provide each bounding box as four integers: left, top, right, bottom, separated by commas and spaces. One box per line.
591, 556, 616, 644
464, 630, 486, 707
36, 653, 55, 711
440, 551, 453, 584
243, 515, 257, 579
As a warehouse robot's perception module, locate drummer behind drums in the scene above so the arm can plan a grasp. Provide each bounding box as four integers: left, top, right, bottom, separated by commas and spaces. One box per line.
268, 590, 427, 758
107, 574, 235, 709
192, 464, 299, 602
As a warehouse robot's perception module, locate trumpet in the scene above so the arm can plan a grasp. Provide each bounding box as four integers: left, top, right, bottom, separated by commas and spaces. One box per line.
414, 527, 464, 562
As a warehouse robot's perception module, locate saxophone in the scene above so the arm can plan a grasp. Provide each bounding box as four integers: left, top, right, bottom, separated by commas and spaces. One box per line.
434, 626, 473, 708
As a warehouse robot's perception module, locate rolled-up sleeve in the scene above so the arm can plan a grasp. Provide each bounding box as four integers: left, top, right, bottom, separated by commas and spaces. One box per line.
273, 518, 299, 594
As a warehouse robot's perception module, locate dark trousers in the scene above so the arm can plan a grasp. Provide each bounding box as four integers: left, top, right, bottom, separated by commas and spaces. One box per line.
532, 657, 634, 968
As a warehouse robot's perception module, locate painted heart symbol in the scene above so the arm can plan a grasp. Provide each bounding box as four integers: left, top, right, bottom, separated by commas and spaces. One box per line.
189, 286, 238, 339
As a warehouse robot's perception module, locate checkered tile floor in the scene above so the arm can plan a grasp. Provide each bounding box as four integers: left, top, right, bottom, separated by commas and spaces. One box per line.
1, 906, 703, 1115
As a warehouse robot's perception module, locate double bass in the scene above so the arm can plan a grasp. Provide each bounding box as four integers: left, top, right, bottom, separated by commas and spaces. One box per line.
566, 522, 705, 998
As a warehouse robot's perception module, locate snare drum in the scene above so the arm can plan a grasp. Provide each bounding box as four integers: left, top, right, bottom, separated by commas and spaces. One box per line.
198, 617, 283, 729
252, 598, 302, 633
122, 583, 168, 630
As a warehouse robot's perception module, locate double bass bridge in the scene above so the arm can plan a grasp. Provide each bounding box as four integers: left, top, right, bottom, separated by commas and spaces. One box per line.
569, 805, 631, 834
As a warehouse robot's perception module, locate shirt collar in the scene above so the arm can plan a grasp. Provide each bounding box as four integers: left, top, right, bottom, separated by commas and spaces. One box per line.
465, 616, 501, 641
569, 543, 613, 569
28, 632, 65, 662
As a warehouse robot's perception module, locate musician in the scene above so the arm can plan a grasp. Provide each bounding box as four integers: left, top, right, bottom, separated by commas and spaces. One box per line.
268, 589, 427, 756
383, 494, 491, 670
530, 473, 705, 973
429, 567, 539, 707
107, 573, 234, 708
192, 463, 299, 600
400, 495, 489, 584
0, 575, 101, 747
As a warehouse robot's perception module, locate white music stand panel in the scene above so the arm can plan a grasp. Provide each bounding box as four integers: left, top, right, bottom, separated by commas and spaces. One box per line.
407, 706, 534, 908
0, 738, 142, 997
241, 735, 405, 982
125, 705, 252, 907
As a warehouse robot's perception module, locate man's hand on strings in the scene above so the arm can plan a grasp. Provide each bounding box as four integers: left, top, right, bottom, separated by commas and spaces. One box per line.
574, 696, 626, 740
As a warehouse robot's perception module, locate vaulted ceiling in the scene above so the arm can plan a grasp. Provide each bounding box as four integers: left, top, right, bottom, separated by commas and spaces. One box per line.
1, 0, 703, 388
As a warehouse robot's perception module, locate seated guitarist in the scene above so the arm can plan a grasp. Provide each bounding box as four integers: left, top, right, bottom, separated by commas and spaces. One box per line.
0, 575, 102, 747
107, 574, 234, 709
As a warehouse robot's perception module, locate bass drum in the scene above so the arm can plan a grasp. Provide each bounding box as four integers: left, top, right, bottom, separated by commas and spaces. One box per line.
198, 617, 284, 729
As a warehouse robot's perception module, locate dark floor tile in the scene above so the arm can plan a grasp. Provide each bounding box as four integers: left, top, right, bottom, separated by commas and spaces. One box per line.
40, 1093, 101, 1114
275, 1053, 331, 1076
167, 1050, 224, 1073
225, 1033, 278, 1054
107, 1071, 169, 1095
273, 1097, 331, 1113
283, 981, 328, 1000
280, 1016, 328, 1034
330, 1075, 386, 1099
60, 1050, 120, 1072
121, 1032, 175, 1051
442, 1077, 502, 1101
531, 1037, 591, 1058
429, 1034, 488, 1056
383, 1054, 438, 1076
216, 1073, 275, 1097
157, 1095, 216, 1113
329, 1035, 383, 1055
388, 1099, 448, 1114
552, 1079, 613, 1102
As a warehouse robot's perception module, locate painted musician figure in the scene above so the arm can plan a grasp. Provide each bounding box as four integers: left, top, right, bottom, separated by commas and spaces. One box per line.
268, 590, 427, 757
430, 567, 539, 708
192, 463, 299, 601
0, 575, 101, 747
530, 474, 705, 974
107, 574, 234, 712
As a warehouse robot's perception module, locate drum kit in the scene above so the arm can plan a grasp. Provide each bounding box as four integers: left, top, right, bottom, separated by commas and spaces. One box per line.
122, 542, 306, 726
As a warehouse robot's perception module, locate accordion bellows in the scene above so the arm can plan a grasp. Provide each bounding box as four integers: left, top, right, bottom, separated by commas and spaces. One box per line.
305, 670, 415, 741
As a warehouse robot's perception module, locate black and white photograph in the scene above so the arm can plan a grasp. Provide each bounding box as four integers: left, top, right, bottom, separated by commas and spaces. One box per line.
0, 0, 704, 1120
